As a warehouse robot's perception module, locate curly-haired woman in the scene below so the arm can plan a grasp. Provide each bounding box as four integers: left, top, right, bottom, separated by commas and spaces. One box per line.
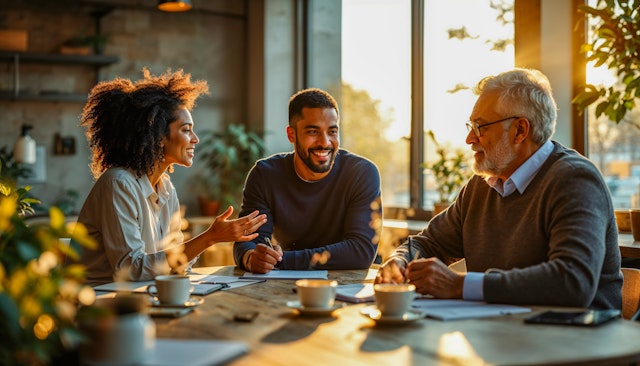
75, 68, 266, 286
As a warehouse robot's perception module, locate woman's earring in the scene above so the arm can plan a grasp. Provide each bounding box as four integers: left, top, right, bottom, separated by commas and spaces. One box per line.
159, 144, 165, 163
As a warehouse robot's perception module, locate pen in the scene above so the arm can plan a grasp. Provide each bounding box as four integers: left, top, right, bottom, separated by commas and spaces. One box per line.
265, 237, 282, 267
408, 236, 419, 261
404, 237, 412, 284
265, 237, 274, 249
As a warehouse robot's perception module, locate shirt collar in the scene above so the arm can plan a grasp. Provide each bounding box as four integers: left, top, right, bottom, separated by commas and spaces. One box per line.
491, 140, 554, 197
137, 173, 171, 208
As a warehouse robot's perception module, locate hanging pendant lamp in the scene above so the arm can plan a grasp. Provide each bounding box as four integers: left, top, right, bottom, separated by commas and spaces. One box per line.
157, 0, 192, 12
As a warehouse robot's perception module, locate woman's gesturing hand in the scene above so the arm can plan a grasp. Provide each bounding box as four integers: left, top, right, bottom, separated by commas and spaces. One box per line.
207, 206, 267, 243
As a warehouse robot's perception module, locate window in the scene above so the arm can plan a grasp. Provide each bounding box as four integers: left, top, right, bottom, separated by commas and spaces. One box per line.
585, 0, 640, 209
341, 0, 411, 208
342, 0, 514, 211
423, 0, 514, 208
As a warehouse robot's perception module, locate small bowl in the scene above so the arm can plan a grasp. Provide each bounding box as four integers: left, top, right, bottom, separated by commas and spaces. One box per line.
615, 210, 631, 232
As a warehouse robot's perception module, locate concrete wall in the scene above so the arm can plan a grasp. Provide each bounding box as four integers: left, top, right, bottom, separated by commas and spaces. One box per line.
261, 0, 298, 155
540, 0, 573, 147
306, 0, 342, 96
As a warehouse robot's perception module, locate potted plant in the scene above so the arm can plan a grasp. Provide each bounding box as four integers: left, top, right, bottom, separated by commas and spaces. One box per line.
0, 146, 32, 186
196, 124, 265, 216
0, 167, 97, 365
422, 131, 473, 215
60, 34, 109, 55
572, 0, 640, 124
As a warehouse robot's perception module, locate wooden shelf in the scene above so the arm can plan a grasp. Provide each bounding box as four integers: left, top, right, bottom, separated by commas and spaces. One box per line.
0, 90, 88, 102
0, 51, 119, 102
0, 51, 119, 66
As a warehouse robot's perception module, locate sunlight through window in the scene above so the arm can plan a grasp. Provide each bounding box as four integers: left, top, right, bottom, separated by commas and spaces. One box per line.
342, 0, 513, 209
586, 0, 640, 209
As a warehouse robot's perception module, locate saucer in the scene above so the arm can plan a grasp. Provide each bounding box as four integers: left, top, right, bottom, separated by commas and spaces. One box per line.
150, 296, 204, 308
359, 305, 424, 325
286, 301, 344, 316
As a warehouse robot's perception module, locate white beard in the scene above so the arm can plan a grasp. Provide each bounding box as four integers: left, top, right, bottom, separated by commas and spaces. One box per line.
472, 132, 516, 178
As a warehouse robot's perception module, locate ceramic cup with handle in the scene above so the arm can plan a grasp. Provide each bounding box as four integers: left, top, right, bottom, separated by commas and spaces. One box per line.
147, 275, 193, 305
295, 279, 338, 308
373, 283, 417, 317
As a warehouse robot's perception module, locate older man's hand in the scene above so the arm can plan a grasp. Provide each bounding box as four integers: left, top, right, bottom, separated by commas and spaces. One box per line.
406, 257, 464, 298
375, 259, 407, 284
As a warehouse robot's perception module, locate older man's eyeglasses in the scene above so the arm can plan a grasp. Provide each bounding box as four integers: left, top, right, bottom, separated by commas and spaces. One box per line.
466, 116, 519, 137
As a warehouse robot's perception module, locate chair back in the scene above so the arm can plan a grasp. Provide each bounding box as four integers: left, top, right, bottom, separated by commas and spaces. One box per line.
621, 267, 640, 320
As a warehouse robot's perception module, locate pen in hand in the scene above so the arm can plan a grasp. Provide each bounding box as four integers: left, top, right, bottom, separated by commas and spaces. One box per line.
264, 237, 281, 266
407, 236, 419, 261
406, 236, 418, 284
265, 237, 274, 249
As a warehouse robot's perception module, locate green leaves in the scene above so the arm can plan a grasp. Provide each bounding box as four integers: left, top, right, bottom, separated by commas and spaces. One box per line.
197, 124, 265, 209
0, 181, 97, 365
573, 0, 640, 123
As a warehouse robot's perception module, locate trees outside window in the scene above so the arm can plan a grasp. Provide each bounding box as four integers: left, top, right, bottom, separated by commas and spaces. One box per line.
341, 0, 513, 210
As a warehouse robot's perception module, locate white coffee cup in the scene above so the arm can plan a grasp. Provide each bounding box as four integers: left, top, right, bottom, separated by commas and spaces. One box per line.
295, 279, 338, 308
147, 275, 193, 305
373, 283, 416, 317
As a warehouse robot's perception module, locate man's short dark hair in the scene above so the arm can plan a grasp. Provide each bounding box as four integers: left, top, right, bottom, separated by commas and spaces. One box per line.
288, 88, 339, 127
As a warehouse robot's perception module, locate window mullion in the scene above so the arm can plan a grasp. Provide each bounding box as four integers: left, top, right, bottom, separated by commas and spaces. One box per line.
410, 0, 425, 210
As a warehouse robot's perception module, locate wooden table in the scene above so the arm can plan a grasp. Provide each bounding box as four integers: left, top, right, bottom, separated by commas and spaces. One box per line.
152, 266, 640, 366
619, 232, 640, 259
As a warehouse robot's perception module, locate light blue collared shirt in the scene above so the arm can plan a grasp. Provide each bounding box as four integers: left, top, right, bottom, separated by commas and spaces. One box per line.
462, 140, 554, 301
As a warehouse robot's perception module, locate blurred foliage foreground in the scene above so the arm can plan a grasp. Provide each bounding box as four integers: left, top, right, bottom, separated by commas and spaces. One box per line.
0, 169, 97, 365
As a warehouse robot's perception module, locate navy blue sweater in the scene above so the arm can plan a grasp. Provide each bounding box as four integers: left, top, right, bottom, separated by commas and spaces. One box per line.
233, 149, 382, 270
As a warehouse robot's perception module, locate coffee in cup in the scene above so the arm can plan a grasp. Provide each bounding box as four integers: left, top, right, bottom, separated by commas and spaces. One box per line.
373, 283, 416, 317
147, 275, 193, 305
295, 279, 338, 308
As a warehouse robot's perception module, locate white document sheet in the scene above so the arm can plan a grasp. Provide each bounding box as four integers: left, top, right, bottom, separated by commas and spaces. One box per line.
142, 339, 248, 366
93, 275, 262, 295
412, 298, 531, 321
242, 269, 328, 280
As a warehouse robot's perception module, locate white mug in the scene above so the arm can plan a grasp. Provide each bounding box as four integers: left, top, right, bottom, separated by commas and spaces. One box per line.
147, 275, 193, 305
296, 279, 338, 308
374, 283, 416, 317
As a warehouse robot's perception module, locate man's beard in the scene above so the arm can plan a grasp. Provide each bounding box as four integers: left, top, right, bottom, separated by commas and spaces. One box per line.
296, 141, 336, 174
472, 132, 516, 177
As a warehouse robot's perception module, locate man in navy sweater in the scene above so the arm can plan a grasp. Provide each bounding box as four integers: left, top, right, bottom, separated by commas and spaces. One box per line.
233, 88, 382, 273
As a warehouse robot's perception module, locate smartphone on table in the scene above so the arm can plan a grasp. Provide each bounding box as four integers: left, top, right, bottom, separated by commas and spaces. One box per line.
524, 309, 621, 326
